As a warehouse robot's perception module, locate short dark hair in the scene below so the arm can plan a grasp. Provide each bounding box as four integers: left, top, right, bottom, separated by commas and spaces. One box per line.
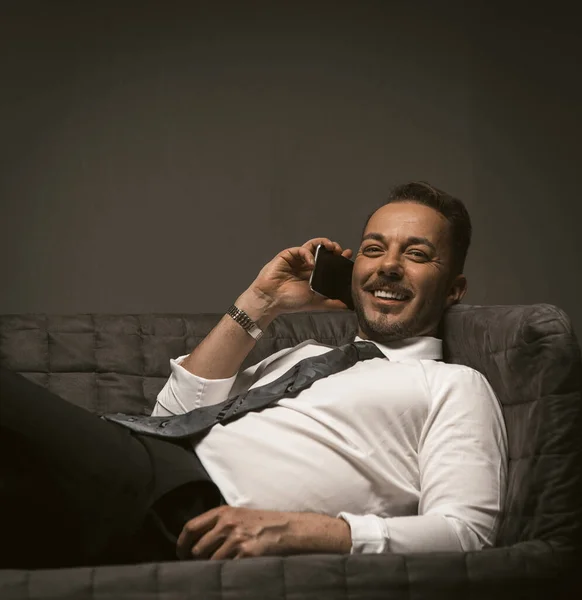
362, 181, 472, 275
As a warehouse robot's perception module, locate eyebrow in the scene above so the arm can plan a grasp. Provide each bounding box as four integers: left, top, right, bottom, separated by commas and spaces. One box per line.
361, 232, 437, 253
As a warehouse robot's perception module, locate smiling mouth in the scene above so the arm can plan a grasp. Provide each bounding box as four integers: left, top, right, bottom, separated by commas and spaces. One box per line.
366, 288, 412, 304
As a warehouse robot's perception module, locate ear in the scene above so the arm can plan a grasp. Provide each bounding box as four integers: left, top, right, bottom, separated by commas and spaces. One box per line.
445, 273, 467, 308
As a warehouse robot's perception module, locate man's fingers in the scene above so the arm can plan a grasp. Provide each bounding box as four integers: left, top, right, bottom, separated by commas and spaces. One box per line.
176, 508, 221, 560
280, 247, 315, 269
190, 527, 226, 560
210, 536, 241, 561
176, 528, 196, 560
280, 242, 352, 274
295, 247, 316, 268
301, 238, 344, 256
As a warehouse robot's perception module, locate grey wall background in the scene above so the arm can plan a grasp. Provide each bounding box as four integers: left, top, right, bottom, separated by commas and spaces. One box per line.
1, 1, 580, 339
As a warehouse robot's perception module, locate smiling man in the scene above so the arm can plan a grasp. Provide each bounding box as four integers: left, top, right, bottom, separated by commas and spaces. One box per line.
0, 181, 507, 568
148, 181, 507, 561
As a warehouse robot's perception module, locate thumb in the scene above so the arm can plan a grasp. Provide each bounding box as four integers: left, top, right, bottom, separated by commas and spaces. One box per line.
311, 297, 350, 312
324, 298, 350, 311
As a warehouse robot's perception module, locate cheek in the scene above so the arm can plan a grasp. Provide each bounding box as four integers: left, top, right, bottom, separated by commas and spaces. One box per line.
416, 276, 449, 307
352, 261, 371, 285
409, 271, 444, 299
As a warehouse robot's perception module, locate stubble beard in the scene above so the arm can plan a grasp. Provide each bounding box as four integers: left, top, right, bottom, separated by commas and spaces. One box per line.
353, 293, 425, 343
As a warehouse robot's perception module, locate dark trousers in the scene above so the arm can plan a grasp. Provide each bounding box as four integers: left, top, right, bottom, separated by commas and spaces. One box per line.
0, 367, 223, 569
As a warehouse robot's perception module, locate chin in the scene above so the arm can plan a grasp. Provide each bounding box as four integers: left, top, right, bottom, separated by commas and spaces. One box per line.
355, 301, 427, 342
358, 313, 414, 342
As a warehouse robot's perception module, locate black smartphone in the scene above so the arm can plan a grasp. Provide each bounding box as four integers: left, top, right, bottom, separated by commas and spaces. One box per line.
309, 244, 355, 310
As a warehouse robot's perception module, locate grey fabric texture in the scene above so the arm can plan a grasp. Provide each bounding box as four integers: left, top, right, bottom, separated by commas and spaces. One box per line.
0, 303, 581, 599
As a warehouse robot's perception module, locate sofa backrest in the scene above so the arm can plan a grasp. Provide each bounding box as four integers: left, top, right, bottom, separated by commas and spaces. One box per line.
1, 303, 580, 549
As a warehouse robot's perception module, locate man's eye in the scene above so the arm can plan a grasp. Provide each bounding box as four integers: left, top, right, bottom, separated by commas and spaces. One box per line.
363, 246, 383, 254
408, 250, 428, 260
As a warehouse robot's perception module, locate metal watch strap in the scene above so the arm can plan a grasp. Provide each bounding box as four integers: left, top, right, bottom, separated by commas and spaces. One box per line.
227, 305, 264, 340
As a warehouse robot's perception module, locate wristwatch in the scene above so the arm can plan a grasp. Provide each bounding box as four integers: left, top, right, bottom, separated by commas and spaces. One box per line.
226, 305, 264, 340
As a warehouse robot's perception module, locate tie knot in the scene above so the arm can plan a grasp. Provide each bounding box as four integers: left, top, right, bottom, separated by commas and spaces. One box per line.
348, 340, 386, 361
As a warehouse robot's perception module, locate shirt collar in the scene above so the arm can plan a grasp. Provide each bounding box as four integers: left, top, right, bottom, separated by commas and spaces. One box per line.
353, 334, 443, 361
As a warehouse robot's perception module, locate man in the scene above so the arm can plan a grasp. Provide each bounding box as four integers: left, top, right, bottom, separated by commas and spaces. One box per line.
0, 181, 507, 568
153, 181, 507, 560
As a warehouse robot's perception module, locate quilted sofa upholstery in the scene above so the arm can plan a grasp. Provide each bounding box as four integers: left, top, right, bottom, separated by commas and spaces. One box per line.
0, 303, 581, 600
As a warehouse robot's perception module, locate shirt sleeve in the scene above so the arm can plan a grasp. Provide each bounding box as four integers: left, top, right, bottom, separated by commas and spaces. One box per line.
151, 355, 238, 416
151, 344, 307, 417
339, 365, 508, 554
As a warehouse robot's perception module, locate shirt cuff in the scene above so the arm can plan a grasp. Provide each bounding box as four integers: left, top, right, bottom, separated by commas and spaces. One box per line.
337, 512, 390, 554
159, 355, 237, 413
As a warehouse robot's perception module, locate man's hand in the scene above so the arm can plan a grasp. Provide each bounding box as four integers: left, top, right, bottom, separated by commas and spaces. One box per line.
178, 237, 352, 380
175, 506, 352, 560
245, 237, 353, 319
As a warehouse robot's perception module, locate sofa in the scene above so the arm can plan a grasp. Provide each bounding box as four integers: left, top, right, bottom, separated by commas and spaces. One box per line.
0, 303, 581, 600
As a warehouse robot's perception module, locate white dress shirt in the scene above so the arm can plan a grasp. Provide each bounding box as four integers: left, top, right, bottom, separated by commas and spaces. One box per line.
152, 336, 508, 554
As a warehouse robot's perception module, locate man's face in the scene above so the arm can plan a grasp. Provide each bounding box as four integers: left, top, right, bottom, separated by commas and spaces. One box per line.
352, 201, 467, 342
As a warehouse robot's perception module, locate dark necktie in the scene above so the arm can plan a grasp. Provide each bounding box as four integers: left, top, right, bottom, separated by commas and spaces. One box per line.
102, 341, 385, 441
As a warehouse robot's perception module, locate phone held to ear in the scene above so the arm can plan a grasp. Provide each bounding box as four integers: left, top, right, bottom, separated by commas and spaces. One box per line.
309, 244, 355, 310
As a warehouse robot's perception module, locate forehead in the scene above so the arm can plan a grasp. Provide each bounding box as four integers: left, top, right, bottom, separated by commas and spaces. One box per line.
364, 202, 451, 247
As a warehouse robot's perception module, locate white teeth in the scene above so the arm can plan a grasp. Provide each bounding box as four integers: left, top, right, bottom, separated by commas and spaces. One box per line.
373, 290, 407, 300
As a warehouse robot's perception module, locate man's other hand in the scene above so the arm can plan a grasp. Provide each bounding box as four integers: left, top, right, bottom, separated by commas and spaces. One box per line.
175, 505, 352, 560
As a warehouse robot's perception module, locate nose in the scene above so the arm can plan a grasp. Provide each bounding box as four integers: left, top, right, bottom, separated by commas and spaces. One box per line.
377, 250, 404, 279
